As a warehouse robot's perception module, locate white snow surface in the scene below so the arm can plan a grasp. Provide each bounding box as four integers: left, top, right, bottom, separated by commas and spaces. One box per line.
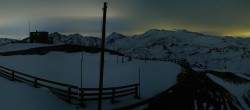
207, 73, 250, 110
0, 38, 18, 44
0, 78, 75, 110
0, 43, 181, 109
0, 43, 53, 52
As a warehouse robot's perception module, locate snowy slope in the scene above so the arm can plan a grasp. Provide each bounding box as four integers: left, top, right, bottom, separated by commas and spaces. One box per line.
106, 32, 127, 45
0, 43, 53, 53
0, 77, 75, 110
104, 29, 250, 75
147, 69, 250, 110
208, 73, 250, 109
0, 38, 18, 45
105, 29, 227, 57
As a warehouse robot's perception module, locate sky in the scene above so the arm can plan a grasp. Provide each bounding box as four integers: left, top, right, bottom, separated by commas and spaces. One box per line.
1, 0, 250, 39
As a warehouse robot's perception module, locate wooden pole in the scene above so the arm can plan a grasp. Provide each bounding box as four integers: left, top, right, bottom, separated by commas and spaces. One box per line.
68, 86, 72, 103
98, 2, 107, 110
11, 71, 15, 81
80, 52, 85, 106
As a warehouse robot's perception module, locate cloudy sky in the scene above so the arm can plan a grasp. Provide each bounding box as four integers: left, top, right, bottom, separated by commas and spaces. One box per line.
1, 0, 250, 39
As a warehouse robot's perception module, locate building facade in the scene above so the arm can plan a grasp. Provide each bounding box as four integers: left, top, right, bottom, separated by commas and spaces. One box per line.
30, 31, 52, 43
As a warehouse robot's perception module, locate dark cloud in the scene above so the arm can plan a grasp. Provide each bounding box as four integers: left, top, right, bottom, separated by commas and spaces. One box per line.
1, 0, 250, 38
25, 17, 100, 36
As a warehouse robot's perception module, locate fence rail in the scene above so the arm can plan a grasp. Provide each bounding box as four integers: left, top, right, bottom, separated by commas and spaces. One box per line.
112, 57, 192, 109
0, 66, 140, 106
79, 83, 140, 104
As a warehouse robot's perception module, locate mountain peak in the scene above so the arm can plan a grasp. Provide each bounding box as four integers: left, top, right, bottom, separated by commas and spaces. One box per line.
50, 32, 61, 35
106, 32, 126, 44
143, 29, 172, 36
109, 32, 124, 37
144, 29, 161, 34
68, 33, 83, 37
173, 29, 205, 36
49, 32, 63, 37
106, 32, 126, 40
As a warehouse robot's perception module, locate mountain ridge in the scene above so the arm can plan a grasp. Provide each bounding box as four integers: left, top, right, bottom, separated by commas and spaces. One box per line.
2, 29, 250, 74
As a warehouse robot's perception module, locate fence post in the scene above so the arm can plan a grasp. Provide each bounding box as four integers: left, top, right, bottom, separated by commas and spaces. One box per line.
116, 56, 118, 64
111, 88, 116, 104
138, 68, 141, 98
34, 78, 38, 88
80, 88, 86, 107
134, 85, 140, 99
68, 86, 72, 103
11, 71, 15, 81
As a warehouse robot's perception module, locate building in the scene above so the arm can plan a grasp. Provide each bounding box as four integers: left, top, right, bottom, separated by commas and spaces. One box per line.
30, 31, 52, 44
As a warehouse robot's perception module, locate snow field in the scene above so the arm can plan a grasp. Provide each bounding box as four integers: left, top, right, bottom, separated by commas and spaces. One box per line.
0, 77, 75, 110
0, 44, 181, 109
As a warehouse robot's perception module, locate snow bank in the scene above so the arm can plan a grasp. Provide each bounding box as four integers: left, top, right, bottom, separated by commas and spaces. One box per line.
0, 43, 53, 52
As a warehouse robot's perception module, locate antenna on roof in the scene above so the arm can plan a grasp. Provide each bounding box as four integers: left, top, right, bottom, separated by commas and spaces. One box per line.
28, 19, 31, 38
29, 19, 30, 33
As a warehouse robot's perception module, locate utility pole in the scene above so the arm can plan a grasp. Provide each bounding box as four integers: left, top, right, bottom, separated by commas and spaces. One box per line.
98, 2, 107, 110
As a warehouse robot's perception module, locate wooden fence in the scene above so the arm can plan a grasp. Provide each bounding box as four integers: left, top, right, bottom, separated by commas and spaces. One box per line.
112, 57, 191, 110
0, 66, 140, 106
79, 84, 140, 105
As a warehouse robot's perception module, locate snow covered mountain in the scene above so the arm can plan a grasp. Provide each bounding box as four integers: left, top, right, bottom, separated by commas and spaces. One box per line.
49, 32, 101, 47
20, 32, 101, 47
106, 29, 231, 57
13, 29, 250, 75
5, 29, 250, 74
106, 32, 127, 44
105, 29, 250, 75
